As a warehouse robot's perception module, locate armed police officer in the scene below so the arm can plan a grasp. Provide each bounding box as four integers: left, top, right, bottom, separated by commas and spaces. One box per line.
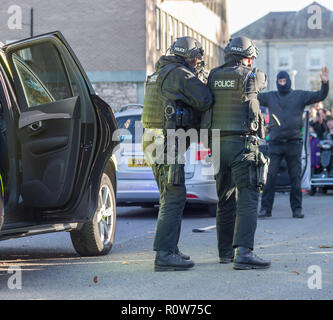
142, 37, 213, 272
206, 36, 271, 270
259, 68, 329, 219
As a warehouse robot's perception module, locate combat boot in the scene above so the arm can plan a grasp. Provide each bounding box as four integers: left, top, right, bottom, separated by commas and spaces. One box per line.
293, 208, 304, 219
219, 256, 234, 264
219, 250, 234, 264
175, 247, 190, 260
258, 208, 272, 218
154, 251, 195, 272
233, 247, 271, 270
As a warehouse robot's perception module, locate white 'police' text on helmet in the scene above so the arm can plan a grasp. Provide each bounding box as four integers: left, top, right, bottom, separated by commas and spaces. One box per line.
169, 37, 204, 60
224, 36, 259, 60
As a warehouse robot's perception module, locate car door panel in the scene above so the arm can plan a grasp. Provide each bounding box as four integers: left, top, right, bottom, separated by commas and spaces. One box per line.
4, 34, 96, 210
17, 98, 81, 207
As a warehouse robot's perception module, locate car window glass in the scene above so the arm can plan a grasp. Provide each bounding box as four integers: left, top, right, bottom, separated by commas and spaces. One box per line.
116, 115, 143, 143
12, 55, 54, 107
11, 41, 76, 108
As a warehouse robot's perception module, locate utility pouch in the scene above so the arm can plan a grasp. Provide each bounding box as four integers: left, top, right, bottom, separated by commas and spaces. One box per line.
176, 102, 194, 128
167, 163, 185, 186
245, 135, 259, 153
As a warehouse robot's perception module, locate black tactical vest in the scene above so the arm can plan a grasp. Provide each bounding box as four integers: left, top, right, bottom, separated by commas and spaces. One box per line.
142, 63, 181, 129
210, 65, 255, 134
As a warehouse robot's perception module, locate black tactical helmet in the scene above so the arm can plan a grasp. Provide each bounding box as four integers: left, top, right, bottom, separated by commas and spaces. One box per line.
170, 36, 204, 60
224, 36, 259, 60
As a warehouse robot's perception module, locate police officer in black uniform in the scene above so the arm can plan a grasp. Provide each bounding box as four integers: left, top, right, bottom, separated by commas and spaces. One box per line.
206, 36, 271, 270
142, 37, 213, 271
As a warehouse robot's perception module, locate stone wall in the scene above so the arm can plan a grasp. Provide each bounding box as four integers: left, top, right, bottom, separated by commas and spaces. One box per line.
92, 82, 139, 112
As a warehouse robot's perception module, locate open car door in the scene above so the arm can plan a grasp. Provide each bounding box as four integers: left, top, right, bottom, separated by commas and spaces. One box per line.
3, 32, 98, 209
301, 110, 311, 190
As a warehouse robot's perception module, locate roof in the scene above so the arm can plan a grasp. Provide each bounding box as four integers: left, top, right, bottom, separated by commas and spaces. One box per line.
232, 2, 333, 40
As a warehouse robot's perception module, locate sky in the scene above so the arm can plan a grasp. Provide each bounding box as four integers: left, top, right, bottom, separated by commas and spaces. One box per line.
228, 0, 333, 34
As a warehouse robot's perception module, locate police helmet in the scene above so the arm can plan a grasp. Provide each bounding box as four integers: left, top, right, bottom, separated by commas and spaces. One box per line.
170, 37, 204, 60
224, 36, 259, 60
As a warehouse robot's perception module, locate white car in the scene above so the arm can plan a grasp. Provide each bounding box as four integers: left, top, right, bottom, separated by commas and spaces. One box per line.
114, 104, 218, 216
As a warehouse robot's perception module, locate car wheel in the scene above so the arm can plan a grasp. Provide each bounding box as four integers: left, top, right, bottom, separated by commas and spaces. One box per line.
208, 204, 217, 217
70, 172, 116, 256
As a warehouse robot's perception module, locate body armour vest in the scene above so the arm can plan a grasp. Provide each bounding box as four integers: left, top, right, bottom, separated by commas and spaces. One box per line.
209, 65, 257, 134
142, 63, 181, 129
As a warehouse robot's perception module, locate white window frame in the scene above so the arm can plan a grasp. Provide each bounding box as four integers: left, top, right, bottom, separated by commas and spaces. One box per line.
179, 22, 183, 37
162, 12, 167, 53
155, 8, 161, 51
168, 15, 174, 48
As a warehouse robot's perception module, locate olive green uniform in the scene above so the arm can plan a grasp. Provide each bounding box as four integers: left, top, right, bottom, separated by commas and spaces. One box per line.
206, 62, 267, 257
142, 55, 213, 253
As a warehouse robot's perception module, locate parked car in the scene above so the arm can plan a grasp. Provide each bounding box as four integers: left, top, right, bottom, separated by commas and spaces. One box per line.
0, 31, 119, 256
114, 104, 218, 216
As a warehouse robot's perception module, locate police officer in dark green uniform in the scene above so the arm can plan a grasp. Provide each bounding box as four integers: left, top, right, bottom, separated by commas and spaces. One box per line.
206, 36, 271, 270
142, 37, 213, 271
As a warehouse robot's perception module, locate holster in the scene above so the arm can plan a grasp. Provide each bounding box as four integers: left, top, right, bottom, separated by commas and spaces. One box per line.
256, 151, 270, 188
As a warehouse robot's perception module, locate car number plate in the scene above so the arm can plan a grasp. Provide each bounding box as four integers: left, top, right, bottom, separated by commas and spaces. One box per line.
128, 158, 151, 167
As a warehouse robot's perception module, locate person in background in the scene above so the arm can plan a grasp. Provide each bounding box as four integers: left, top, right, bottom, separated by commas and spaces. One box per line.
258, 68, 329, 219
325, 116, 333, 139
311, 108, 328, 140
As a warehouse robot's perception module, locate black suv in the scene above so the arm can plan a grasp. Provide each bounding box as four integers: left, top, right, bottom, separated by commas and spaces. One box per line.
0, 31, 118, 256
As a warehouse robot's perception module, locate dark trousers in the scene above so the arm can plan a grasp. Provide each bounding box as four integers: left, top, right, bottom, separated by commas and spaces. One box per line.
151, 163, 186, 252
261, 141, 303, 213
215, 138, 260, 256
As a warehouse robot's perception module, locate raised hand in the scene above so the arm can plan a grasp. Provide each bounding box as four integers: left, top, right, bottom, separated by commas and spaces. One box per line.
320, 67, 330, 83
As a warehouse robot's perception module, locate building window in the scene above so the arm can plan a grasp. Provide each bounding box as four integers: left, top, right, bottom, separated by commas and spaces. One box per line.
168, 16, 174, 47
156, 8, 161, 51
277, 48, 291, 70
179, 22, 183, 37
184, 26, 188, 36
174, 19, 178, 39
162, 12, 167, 53
309, 48, 323, 70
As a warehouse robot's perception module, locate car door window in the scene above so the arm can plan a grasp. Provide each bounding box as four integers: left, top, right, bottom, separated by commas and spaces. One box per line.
10, 42, 75, 109
12, 54, 54, 108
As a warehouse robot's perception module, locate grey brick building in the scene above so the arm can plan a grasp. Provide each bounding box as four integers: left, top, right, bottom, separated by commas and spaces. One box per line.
232, 1, 333, 106
0, 0, 228, 111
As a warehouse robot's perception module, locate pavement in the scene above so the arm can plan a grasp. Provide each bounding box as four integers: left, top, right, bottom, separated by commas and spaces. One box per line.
0, 193, 332, 300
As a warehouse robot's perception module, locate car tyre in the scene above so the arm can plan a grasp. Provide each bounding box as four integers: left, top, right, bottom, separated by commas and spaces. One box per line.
70, 172, 116, 256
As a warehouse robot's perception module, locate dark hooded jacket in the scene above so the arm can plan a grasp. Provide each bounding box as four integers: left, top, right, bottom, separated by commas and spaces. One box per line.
258, 81, 329, 142
155, 55, 213, 112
